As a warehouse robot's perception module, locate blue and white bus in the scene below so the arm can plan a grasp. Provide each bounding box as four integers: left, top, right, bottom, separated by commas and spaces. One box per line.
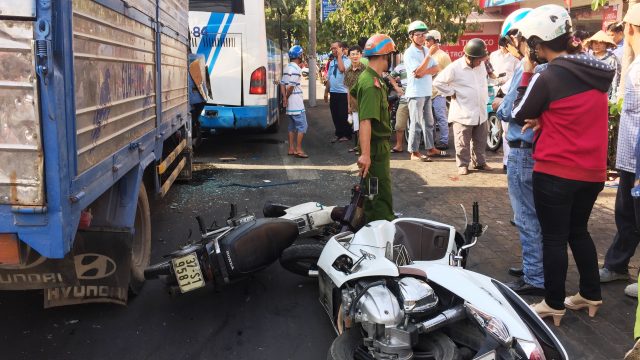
189, 0, 284, 134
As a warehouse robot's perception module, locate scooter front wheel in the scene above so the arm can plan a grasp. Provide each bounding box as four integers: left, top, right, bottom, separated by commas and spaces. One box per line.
279, 242, 324, 277
327, 327, 369, 360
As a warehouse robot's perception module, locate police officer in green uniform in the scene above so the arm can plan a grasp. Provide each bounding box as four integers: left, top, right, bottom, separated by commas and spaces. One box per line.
350, 34, 397, 222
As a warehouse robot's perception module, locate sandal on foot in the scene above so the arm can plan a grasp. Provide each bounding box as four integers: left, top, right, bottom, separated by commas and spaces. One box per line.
295, 152, 309, 158
390, 148, 403, 153
531, 300, 565, 327
564, 293, 602, 317
410, 154, 432, 162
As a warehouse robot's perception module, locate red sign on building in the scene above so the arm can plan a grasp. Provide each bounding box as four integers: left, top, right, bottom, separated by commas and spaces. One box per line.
441, 34, 500, 61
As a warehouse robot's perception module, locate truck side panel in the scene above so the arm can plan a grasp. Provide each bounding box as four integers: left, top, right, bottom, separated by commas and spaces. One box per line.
73, 0, 157, 174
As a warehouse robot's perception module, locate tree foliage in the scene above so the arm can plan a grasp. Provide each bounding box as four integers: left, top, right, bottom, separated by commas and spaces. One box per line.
318, 0, 479, 52
265, 0, 309, 50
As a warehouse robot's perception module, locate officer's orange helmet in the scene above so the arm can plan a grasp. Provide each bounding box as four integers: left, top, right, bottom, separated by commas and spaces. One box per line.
363, 34, 397, 58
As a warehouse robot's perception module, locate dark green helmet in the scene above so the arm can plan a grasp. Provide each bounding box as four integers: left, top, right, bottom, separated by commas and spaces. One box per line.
464, 38, 488, 58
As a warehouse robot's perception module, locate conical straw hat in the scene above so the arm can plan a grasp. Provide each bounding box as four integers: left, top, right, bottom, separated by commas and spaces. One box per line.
585, 30, 617, 48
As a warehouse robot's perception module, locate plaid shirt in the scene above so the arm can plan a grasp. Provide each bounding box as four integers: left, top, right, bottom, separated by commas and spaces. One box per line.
343, 63, 365, 112
617, 57, 640, 173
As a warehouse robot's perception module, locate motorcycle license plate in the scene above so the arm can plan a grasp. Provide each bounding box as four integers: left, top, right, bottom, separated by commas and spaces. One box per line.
473, 351, 496, 360
172, 253, 205, 293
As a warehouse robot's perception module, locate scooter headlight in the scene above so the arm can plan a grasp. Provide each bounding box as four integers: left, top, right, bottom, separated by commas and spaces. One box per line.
398, 277, 438, 313
517, 338, 546, 360
465, 302, 513, 346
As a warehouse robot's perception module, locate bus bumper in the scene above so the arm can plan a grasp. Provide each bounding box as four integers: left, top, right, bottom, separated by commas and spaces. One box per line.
198, 105, 269, 130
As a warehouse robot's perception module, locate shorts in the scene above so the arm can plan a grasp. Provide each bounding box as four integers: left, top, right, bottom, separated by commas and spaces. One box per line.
287, 112, 308, 133
395, 102, 409, 131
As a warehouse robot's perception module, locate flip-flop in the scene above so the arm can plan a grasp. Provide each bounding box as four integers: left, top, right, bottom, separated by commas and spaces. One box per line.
390, 148, 403, 153
295, 153, 309, 158
287, 150, 296, 156
410, 155, 432, 162
337, 137, 351, 142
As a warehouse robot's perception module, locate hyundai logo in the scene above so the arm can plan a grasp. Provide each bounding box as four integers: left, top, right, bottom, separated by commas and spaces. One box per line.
74, 254, 117, 280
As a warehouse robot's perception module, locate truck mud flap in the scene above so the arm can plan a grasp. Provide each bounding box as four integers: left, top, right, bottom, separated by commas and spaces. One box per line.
0, 230, 132, 307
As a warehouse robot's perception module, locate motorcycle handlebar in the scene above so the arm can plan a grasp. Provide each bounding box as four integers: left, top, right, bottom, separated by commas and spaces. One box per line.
144, 261, 172, 280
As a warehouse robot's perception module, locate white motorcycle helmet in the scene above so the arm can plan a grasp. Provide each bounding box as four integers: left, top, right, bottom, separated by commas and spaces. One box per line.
500, 8, 532, 38
426, 29, 441, 42
518, 4, 572, 41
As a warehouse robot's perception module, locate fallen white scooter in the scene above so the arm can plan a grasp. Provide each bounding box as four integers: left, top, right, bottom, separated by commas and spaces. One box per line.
317, 202, 568, 360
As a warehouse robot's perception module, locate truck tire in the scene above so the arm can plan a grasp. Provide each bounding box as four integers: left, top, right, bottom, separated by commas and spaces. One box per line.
279, 242, 324, 277
129, 183, 151, 295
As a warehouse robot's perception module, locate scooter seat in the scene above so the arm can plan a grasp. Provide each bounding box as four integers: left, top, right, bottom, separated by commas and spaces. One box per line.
218, 218, 299, 278
393, 220, 451, 262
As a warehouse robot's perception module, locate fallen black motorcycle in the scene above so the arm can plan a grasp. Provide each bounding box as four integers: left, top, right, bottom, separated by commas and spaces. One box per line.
144, 205, 298, 294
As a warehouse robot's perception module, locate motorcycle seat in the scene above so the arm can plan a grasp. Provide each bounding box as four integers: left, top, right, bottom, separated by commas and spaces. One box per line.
218, 218, 298, 278
393, 220, 451, 262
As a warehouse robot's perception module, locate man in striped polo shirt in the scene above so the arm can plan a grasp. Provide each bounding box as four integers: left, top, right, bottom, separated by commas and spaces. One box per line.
281, 45, 309, 158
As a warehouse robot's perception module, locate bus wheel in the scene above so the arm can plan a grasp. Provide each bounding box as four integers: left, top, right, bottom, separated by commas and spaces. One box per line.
129, 183, 151, 295
267, 116, 280, 134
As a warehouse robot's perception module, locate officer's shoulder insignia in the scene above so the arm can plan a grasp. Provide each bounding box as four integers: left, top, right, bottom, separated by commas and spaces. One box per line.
373, 78, 381, 88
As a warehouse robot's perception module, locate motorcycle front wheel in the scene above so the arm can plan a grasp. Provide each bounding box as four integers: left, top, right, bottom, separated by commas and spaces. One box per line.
327, 328, 368, 360
327, 328, 460, 360
279, 242, 324, 277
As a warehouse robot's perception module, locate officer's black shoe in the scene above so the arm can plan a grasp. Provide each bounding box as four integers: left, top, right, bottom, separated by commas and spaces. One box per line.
508, 267, 524, 277
505, 277, 545, 296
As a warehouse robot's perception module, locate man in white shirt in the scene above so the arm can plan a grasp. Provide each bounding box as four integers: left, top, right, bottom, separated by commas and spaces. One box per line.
404, 20, 440, 162
433, 39, 491, 175
489, 38, 519, 169
489, 38, 520, 96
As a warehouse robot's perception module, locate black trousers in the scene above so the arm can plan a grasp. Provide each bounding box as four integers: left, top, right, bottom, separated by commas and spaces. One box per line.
604, 170, 640, 273
329, 92, 351, 139
532, 172, 604, 310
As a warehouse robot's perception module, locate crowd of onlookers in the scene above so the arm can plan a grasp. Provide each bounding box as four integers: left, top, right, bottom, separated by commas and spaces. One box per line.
279, 4, 640, 357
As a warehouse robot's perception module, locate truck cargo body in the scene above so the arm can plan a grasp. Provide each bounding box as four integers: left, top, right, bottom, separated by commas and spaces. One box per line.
0, 0, 191, 306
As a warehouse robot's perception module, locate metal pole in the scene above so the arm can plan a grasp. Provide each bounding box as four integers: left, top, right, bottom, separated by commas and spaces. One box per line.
308, 0, 317, 107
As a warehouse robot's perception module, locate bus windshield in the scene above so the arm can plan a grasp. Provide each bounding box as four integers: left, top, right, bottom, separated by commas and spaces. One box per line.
189, 0, 244, 14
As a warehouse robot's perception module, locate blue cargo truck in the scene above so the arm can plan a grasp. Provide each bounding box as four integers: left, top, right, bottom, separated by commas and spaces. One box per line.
0, 0, 194, 307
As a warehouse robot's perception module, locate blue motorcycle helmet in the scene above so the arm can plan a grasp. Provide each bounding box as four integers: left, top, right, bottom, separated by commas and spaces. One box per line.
288, 45, 304, 60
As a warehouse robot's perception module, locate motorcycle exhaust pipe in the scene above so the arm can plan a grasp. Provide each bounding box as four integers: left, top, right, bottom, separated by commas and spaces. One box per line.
418, 305, 466, 334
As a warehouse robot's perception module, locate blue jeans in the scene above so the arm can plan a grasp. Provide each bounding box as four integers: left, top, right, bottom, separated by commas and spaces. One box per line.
507, 148, 544, 288
432, 95, 448, 144
407, 97, 434, 152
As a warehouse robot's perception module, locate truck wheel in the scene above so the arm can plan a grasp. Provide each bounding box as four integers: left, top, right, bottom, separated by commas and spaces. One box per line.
129, 183, 151, 295
279, 242, 324, 277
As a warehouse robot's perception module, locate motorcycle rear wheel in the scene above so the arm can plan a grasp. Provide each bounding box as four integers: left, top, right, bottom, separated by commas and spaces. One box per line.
279, 242, 324, 277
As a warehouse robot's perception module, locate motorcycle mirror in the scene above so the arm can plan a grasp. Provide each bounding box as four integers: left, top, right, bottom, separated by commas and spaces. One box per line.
460, 204, 468, 230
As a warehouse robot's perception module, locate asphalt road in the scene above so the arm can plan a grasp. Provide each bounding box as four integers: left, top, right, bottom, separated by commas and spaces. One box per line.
1, 100, 635, 360
0, 112, 359, 360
